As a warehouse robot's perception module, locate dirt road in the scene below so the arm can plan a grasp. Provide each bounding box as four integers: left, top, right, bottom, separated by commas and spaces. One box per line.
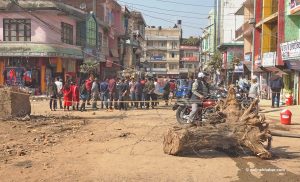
0, 101, 300, 181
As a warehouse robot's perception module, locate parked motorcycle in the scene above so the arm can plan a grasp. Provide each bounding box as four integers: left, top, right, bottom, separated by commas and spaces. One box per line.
172, 95, 217, 124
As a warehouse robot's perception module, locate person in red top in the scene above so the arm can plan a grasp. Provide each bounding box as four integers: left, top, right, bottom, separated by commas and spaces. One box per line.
108, 77, 116, 110
63, 82, 72, 111
169, 80, 176, 99
71, 82, 80, 110
85, 74, 94, 105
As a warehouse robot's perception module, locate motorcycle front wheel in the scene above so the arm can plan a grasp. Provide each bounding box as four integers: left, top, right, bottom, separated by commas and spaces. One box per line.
176, 106, 190, 124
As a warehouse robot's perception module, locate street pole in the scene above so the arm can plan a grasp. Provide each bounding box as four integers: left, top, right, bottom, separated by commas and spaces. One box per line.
251, 0, 256, 78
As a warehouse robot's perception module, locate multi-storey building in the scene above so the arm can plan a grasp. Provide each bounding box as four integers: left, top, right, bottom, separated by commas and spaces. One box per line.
144, 21, 182, 78
123, 10, 146, 75
201, 9, 215, 67
51, 0, 125, 79
215, 0, 244, 85
179, 39, 200, 78
0, 1, 86, 94
280, 0, 300, 104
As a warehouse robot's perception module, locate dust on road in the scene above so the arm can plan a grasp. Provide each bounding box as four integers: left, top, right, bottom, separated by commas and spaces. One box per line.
0, 100, 299, 182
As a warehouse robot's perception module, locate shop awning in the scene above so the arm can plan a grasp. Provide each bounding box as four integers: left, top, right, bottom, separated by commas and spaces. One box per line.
261, 66, 288, 75
0, 43, 83, 59
243, 61, 264, 73
285, 60, 300, 70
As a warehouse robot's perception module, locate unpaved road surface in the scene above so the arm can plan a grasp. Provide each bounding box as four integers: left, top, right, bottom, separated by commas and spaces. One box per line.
0, 100, 300, 182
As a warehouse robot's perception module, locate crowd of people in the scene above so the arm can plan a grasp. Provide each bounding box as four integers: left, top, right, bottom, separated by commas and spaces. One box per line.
47, 74, 176, 112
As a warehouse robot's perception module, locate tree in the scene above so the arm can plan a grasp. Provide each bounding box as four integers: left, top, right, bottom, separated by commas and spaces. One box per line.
181, 36, 200, 46
206, 51, 222, 74
80, 61, 99, 75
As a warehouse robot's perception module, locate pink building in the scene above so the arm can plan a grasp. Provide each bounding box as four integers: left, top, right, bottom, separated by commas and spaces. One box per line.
0, 1, 85, 94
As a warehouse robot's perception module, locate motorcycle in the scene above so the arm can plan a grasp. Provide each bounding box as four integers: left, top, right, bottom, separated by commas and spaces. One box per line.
172, 95, 218, 124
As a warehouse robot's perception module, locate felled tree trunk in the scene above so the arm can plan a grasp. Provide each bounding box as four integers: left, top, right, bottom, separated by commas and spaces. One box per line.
0, 87, 31, 118
163, 85, 272, 159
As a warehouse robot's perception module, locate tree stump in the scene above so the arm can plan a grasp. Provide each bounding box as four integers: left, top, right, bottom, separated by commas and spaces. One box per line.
163, 85, 272, 159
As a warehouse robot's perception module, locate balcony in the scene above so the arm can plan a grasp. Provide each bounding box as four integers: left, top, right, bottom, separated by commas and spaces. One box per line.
146, 68, 167, 72
146, 46, 168, 51
235, 21, 254, 40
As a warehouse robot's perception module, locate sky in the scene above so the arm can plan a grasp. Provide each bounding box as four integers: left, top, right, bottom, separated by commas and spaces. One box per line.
116, 0, 214, 38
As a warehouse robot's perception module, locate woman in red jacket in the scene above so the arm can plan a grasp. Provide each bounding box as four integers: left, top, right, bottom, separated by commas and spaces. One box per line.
71, 82, 80, 110
63, 82, 72, 111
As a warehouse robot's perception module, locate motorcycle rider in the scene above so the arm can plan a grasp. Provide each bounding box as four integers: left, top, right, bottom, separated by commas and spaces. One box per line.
187, 72, 210, 124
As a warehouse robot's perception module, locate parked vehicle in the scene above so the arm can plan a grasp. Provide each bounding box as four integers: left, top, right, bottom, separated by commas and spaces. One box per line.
175, 79, 190, 99
172, 95, 218, 124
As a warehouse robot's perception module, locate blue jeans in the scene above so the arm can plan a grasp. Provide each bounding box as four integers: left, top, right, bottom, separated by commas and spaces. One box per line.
100, 92, 109, 109
130, 92, 136, 107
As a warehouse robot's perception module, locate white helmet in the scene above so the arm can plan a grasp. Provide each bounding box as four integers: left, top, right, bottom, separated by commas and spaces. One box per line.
198, 72, 205, 78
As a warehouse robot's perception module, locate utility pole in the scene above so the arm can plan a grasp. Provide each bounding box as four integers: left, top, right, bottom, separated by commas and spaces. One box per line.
251, 0, 256, 78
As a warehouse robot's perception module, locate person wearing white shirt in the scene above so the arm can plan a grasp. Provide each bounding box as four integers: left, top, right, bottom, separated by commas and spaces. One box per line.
55, 77, 63, 109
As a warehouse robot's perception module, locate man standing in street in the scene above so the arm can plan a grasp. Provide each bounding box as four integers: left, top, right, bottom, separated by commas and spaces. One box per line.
48, 78, 57, 111
108, 77, 117, 110
91, 78, 100, 110
100, 78, 109, 110
270, 74, 284, 108
85, 74, 94, 106
118, 78, 129, 110
55, 77, 63, 109
144, 78, 156, 109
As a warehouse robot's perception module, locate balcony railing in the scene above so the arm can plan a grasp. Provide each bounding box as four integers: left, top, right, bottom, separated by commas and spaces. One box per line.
235, 26, 243, 39
235, 21, 254, 39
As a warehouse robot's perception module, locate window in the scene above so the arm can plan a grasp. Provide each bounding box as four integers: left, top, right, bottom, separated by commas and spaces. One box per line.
170, 52, 177, 58
169, 64, 178, 70
185, 53, 194, 57
76, 21, 85, 46
87, 17, 97, 47
3, 19, 31, 41
171, 42, 177, 49
61, 22, 73, 44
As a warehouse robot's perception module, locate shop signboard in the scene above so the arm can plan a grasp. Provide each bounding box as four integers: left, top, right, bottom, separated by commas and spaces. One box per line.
280, 40, 300, 60
244, 53, 251, 62
234, 63, 244, 73
181, 56, 198, 61
262, 52, 276, 67
151, 55, 165, 61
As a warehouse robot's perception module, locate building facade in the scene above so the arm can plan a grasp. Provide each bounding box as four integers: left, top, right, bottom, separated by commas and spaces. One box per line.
144, 21, 182, 78
179, 45, 200, 78
215, 0, 244, 85
122, 10, 146, 77
281, 0, 300, 104
0, 1, 85, 94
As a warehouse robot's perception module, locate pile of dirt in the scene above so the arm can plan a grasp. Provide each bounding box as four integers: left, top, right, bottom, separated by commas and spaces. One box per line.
0, 87, 31, 118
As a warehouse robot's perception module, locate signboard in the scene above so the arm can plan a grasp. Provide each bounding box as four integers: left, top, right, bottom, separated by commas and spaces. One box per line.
179, 46, 199, 50
181, 56, 198, 61
234, 63, 244, 73
281, 40, 300, 60
151, 55, 165, 61
262, 52, 276, 67
244, 53, 251, 62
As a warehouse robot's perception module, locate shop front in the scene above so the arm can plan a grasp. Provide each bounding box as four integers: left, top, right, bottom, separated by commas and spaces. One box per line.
0, 43, 83, 94
281, 40, 300, 104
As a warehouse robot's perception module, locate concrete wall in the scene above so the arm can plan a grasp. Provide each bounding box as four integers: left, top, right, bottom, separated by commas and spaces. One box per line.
0, 11, 77, 44
220, 0, 244, 44
285, 0, 300, 42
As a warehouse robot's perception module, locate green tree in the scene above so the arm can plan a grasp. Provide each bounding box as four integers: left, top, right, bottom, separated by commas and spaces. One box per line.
206, 51, 222, 74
